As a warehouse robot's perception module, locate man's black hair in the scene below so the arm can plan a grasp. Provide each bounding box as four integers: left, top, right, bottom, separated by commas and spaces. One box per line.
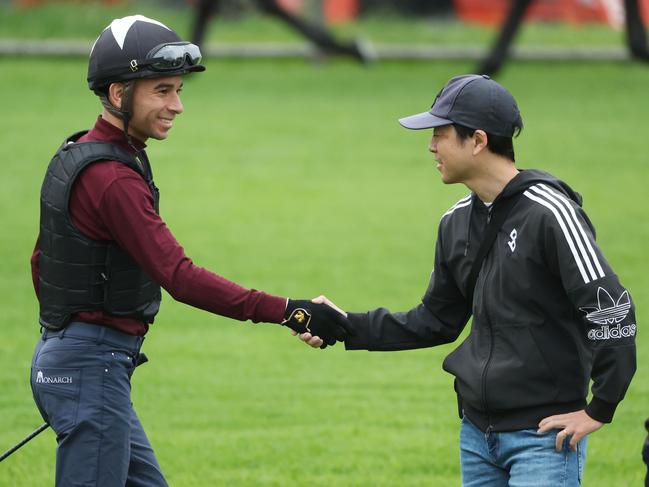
453, 123, 522, 162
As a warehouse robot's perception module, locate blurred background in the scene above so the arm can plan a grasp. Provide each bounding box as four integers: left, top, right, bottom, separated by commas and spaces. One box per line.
1, 1, 648, 486
2, 0, 649, 64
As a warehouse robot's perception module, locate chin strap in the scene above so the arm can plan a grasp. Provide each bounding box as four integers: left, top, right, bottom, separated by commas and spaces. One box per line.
96, 80, 139, 154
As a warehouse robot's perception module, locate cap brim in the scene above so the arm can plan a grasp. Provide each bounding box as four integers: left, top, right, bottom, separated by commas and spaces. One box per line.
398, 111, 452, 130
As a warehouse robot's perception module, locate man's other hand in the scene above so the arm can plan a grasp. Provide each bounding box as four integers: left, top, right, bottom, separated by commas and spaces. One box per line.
538, 410, 603, 451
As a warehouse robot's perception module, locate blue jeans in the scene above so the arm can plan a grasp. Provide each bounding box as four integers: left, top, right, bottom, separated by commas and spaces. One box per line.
460, 416, 586, 487
30, 323, 167, 487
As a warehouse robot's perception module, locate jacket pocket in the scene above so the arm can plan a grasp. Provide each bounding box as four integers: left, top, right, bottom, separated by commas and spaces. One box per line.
443, 333, 489, 406
486, 324, 560, 410
31, 367, 81, 436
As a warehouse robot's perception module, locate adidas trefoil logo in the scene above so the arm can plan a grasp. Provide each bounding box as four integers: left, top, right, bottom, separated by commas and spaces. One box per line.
581, 287, 635, 341
580, 287, 631, 325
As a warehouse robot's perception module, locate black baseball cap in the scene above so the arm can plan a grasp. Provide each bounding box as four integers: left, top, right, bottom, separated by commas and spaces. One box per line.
398, 74, 522, 137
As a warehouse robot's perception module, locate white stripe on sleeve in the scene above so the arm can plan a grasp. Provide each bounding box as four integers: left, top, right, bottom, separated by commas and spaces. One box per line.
530, 185, 598, 281
523, 190, 591, 284
537, 183, 605, 279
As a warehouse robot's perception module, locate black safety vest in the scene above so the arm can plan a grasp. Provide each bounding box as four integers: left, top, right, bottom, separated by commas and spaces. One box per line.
38, 131, 161, 330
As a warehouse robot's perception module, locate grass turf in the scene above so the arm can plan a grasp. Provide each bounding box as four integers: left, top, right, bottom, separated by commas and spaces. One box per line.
0, 57, 647, 485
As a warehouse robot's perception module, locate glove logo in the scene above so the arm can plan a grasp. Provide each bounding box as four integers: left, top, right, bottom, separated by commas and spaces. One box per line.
580, 287, 631, 325
283, 307, 312, 333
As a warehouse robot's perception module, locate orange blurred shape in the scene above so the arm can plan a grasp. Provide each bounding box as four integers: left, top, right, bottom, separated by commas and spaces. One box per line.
324, 0, 358, 24
641, 0, 649, 23
454, 0, 648, 27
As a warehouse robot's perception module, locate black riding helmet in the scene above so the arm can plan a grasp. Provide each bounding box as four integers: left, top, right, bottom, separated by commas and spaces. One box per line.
88, 15, 205, 91
87, 15, 205, 148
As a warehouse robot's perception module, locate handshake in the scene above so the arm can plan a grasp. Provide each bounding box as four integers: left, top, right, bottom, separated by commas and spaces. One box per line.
282, 296, 350, 349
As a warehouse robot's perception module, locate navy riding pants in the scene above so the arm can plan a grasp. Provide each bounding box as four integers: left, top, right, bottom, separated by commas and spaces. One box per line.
30, 322, 167, 487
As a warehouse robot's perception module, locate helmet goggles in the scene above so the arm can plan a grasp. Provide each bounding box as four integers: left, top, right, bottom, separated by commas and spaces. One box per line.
133, 42, 202, 72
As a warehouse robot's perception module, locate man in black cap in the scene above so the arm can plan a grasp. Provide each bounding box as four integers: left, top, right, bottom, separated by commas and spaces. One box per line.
30, 15, 349, 487
299, 74, 637, 486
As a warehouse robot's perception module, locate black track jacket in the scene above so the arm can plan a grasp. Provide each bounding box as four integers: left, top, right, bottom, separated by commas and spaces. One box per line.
345, 170, 636, 432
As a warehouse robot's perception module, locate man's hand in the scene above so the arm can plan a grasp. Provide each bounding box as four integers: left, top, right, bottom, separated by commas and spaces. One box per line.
292, 295, 348, 349
283, 296, 351, 349
295, 331, 324, 349
538, 410, 603, 451
310, 295, 347, 317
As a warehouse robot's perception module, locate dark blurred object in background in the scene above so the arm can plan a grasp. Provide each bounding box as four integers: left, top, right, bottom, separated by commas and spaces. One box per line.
644, 417, 649, 487
474, 0, 649, 76
191, 0, 374, 62
359, 0, 453, 16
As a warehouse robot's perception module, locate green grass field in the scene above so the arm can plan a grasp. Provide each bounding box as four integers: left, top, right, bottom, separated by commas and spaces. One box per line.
1, 54, 648, 485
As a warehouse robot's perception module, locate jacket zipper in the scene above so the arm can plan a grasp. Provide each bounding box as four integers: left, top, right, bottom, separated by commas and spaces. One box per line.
480, 208, 495, 430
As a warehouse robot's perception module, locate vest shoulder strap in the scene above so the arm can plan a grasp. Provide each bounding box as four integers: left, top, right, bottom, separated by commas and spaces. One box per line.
41, 133, 151, 213
57, 137, 146, 179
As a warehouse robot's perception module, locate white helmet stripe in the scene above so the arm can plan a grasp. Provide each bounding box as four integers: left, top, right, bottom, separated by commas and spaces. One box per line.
109, 15, 170, 50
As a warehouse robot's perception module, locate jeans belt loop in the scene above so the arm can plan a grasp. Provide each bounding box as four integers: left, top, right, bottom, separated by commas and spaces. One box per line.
96, 325, 106, 345
58, 326, 67, 340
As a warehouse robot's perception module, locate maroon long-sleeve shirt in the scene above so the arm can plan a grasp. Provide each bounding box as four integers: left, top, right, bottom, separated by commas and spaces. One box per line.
31, 116, 286, 335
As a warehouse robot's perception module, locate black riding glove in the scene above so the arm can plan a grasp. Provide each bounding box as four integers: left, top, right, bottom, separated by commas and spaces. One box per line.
283, 299, 352, 349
